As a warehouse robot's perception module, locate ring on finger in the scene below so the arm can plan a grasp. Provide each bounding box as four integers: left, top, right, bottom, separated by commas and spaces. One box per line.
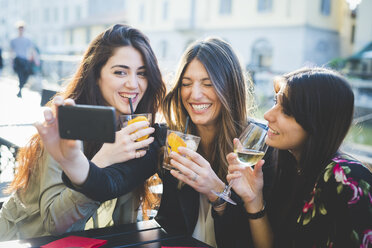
135, 151, 140, 158
192, 173, 198, 182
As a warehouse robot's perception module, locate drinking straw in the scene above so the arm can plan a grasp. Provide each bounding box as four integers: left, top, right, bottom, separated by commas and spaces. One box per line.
184, 116, 189, 134
129, 98, 134, 114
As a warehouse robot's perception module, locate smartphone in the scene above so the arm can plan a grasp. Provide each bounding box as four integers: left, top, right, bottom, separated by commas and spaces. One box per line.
58, 105, 116, 143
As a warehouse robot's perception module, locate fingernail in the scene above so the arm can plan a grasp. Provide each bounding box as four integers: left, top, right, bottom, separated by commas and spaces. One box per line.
44, 110, 53, 121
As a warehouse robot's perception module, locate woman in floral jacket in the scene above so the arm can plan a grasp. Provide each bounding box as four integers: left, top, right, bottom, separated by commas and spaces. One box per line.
226, 67, 372, 248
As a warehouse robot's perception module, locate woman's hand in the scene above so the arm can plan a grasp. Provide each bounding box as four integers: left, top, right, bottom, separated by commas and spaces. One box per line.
226, 143, 273, 248
34, 96, 89, 185
226, 144, 265, 213
169, 147, 225, 202
92, 122, 155, 168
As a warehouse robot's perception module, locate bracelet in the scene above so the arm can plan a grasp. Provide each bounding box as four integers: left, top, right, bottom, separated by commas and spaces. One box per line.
209, 196, 226, 208
213, 201, 227, 213
246, 201, 266, 219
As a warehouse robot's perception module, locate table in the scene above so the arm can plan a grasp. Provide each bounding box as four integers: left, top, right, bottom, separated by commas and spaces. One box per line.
0, 220, 212, 248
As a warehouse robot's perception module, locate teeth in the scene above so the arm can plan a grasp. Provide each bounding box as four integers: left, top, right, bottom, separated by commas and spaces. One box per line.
120, 93, 136, 99
269, 128, 279, 135
191, 104, 210, 110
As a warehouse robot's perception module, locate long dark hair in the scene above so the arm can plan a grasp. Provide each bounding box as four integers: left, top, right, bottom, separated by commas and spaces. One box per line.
268, 67, 354, 243
62, 24, 165, 158
9, 24, 166, 214
162, 37, 254, 181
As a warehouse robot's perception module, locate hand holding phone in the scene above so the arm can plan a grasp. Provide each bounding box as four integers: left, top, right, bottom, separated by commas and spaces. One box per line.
58, 105, 116, 143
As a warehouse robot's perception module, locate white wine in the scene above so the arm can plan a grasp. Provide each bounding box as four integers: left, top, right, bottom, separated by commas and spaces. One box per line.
235, 149, 265, 167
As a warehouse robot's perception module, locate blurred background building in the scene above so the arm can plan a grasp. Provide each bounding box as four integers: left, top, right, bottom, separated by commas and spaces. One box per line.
0, 0, 369, 71
0, 0, 371, 165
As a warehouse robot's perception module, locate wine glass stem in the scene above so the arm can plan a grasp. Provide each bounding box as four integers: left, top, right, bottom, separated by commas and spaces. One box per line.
225, 178, 235, 194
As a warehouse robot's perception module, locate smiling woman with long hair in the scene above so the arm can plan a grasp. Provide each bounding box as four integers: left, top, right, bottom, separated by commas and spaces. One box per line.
0, 24, 165, 241
156, 37, 274, 248
227, 67, 372, 248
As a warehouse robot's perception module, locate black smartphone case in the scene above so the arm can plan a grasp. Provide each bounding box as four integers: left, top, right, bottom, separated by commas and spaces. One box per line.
58, 105, 116, 143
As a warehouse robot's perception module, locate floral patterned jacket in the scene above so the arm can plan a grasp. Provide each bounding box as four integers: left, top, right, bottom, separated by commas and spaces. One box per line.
295, 154, 372, 248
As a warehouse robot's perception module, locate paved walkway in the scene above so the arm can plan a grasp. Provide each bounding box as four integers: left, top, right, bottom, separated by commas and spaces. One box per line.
0, 76, 44, 125
0, 76, 43, 183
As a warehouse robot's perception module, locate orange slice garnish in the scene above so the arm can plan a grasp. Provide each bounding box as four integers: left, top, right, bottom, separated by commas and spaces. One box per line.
128, 116, 149, 141
167, 132, 186, 154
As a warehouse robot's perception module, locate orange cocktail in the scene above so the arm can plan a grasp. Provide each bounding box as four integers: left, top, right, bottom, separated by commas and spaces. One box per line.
163, 130, 200, 170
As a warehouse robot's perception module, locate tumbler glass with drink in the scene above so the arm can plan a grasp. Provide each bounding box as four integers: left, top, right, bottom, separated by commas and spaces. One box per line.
162, 130, 201, 170
120, 113, 152, 150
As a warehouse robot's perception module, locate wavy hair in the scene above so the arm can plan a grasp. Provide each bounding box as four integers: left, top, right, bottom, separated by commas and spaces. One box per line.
162, 37, 254, 181
8, 24, 166, 217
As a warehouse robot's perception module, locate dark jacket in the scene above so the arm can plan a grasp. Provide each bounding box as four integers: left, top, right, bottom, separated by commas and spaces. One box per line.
156, 145, 274, 248
62, 127, 161, 202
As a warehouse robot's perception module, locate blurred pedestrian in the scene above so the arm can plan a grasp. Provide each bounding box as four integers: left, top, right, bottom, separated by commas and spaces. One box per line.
0, 46, 3, 77
10, 20, 34, 97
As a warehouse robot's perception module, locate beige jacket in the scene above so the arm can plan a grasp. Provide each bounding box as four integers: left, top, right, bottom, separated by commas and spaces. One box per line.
0, 149, 139, 241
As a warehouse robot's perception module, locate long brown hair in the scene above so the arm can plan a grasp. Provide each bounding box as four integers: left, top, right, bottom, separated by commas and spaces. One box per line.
162, 37, 255, 181
8, 24, 166, 216
268, 67, 354, 245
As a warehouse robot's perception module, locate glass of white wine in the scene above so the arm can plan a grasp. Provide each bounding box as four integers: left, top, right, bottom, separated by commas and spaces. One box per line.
212, 122, 268, 205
